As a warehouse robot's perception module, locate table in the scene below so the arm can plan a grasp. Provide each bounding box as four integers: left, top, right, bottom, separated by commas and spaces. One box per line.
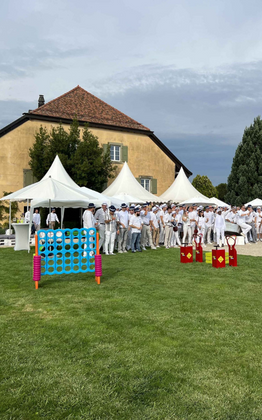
12, 223, 30, 251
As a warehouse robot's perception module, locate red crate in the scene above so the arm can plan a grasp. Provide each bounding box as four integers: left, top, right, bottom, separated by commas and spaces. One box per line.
212, 248, 226, 268
180, 245, 193, 263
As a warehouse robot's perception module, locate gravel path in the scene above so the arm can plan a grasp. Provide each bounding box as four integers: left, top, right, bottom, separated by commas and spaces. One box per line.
203, 241, 262, 257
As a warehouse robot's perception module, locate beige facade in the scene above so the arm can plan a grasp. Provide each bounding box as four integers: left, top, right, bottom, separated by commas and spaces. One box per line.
0, 119, 175, 200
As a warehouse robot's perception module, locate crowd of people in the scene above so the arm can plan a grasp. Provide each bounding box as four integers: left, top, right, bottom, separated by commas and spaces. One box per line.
23, 202, 262, 253
82, 202, 262, 255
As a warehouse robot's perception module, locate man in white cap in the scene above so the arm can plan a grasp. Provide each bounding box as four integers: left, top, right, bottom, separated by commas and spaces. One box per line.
117, 203, 129, 253
104, 205, 119, 255
95, 203, 107, 252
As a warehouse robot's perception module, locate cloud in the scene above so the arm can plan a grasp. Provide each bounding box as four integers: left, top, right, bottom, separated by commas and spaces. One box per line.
0, 44, 91, 80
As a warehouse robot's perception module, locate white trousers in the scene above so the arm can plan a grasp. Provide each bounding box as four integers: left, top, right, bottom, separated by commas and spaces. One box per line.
170, 230, 181, 246
205, 226, 212, 243
164, 226, 173, 247
239, 223, 252, 236
105, 231, 116, 254
215, 227, 225, 245
182, 224, 191, 244
98, 225, 105, 251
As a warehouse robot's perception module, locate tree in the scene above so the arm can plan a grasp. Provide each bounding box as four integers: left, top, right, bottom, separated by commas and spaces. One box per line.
216, 183, 227, 202
192, 175, 218, 198
29, 119, 116, 191
226, 116, 262, 205
72, 124, 116, 191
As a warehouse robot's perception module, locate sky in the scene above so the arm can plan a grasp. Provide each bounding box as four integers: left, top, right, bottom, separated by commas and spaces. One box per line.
1, 0, 262, 185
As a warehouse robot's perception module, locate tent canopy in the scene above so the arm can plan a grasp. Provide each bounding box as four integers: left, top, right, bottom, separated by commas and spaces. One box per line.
245, 198, 262, 207
41, 155, 80, 189
103, 162, 160, 202
210, 197, 230, 208
1, 176, 102, 206
180, 196, 217, 206
159, 167, 207, 203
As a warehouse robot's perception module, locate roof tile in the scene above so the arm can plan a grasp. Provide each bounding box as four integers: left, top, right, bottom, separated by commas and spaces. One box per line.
30, 86, 150, 131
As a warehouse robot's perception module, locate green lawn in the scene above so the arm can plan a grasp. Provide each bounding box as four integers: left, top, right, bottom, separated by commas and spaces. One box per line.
0, 247, 262, 420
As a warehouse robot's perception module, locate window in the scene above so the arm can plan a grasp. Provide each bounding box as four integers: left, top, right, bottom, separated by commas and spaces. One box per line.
141, 178, 151, 191
110, 145, 120, 161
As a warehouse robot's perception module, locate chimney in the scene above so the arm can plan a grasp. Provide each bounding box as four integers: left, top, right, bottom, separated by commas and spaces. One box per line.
38, 95, 45, 107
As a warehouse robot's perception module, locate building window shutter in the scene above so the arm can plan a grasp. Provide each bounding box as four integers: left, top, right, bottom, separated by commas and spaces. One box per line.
122, 146, 128, 162
102, 144, 109, 156
23, 169, 36, 187
136, 177, 141, 183
151, 178, 157, 194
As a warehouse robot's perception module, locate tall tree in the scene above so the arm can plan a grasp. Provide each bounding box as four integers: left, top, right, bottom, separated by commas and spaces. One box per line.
226, 116, 262, 205
192, 175, 217, 198
29, 119, 116, 191
216, 183, 227, 202
73, 125, 116, 191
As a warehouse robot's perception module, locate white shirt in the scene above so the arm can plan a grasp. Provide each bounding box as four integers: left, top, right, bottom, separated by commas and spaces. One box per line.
174, 213, 182, 224
214, 214, 225, 229
83, 210, 95, 228
105, 210, 117, 232
238, 210, 249, 225
129, 215, 143, 233
25, 210, 30, 223
46, 212, 59, 224
163, 212, 173, 226
117, 210, 129, 229
33, 213, 41, 225
188, 211, 196, 227
140, 210, 151, 226
205, 211, 214, 227
95, 208, 106, 224
151, 212, 159, 229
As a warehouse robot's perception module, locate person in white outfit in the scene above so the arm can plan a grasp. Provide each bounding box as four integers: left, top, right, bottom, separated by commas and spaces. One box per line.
197, 209, 206, 246
117, 203, 129, 253
256, 207, 262, 241
104, 205, 119, 255
82, 203, 96, 229
205, 207, 214, 244
171, 209, 181, 247
163, 206, 174, 249
182, 210, 192, 244
32, 209, 41, 231
46, 208, 60, 230
95, 203, 107, 252
237, 205, 252, 243
214, 208, 226, 246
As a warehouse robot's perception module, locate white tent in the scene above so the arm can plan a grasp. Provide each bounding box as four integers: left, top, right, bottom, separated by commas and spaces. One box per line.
80, 187, 122, 208
245, 198, 262, 207
159, 167, 207, 203
180, 196, 217, 207
111, 193, 145, 205
210, 197, 230, 208
1, 177, 102, 206
103, 162, 160, 202
41, 155, 80, 189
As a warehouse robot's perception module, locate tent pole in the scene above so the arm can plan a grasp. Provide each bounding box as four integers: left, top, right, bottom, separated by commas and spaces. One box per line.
9, 201, 11, 233
61, 207, 65, 229
27, 199, 29, 212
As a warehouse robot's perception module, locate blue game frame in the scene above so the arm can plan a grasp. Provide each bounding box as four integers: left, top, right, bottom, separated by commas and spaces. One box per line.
37, 228, 96, 276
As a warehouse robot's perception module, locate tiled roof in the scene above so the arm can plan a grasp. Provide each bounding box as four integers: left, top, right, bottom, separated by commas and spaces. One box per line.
29, 86, 150, 131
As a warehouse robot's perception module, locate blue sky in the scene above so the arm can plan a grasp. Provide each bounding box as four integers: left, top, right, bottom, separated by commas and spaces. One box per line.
1, 0, 262, 185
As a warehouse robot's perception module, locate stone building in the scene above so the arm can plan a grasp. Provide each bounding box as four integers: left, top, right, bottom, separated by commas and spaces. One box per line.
0, 86, 191, 198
